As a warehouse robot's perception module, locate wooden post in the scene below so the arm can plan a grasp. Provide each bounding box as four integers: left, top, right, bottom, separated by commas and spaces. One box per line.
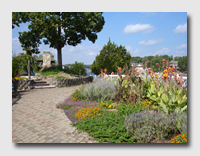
28, 60, 30, 80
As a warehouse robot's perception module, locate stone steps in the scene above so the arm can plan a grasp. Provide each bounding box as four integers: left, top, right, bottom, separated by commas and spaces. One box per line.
33, 80, 55, 89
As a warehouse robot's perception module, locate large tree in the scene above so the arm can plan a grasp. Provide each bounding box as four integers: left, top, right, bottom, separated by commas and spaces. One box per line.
12, 12, 105, 67
91, 38, 131, 75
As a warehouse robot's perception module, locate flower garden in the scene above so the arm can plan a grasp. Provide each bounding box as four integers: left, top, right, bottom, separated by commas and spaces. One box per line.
56, 59, 187, 143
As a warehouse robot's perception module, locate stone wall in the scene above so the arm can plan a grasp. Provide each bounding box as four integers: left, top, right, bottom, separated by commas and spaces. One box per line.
46, 76, 93, 87
12, 80, 34, 91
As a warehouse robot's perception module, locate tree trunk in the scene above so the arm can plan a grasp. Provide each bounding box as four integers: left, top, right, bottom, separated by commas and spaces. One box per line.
57, 46, 62, 67
57, 15, 62, 68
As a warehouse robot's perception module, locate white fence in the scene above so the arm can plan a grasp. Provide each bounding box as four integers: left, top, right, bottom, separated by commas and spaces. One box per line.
91, 74, 187, 88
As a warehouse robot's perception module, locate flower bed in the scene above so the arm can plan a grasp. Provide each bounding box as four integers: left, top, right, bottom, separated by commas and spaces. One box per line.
56, 60, 187, 143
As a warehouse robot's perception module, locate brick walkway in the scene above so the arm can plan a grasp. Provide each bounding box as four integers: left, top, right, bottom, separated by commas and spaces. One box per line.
12, 86, 98, 143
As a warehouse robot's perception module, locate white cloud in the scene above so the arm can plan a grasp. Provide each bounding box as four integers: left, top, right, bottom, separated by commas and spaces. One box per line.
124, 24, 155, 34
154, 47, 171, 55
125, 45, 143, 56
88, 52, 96, 55
173, 23, 187, 33
176, 44, 187, 49
139, 39, 164, 46
125, 45, 133, 52
62, 44, 102, 64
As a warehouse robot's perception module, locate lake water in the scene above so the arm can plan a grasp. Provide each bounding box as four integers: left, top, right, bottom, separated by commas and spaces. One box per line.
86, 72, 96, 76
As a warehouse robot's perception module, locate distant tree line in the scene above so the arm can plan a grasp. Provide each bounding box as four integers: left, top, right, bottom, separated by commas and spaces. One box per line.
131, 55, 187, 72
174, 56, 187, 72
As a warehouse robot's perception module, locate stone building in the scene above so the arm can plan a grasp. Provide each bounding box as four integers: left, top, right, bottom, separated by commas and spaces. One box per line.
36, 51, 57, 70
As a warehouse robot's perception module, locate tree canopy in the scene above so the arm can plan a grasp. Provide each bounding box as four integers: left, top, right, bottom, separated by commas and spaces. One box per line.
12, 53, 38, 77
12, 12, 105, 66
91, 38, 131, 75
174, 56, 187, 71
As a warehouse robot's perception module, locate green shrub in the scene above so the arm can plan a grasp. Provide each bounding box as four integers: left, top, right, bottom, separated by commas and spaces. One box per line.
70, 61, 87, 76
12, 56, 21, 78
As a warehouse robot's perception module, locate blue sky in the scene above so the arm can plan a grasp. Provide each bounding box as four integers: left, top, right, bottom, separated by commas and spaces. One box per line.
12, 12, 187, 65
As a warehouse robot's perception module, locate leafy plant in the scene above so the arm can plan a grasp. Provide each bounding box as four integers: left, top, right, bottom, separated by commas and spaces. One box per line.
146, 71, 187, 114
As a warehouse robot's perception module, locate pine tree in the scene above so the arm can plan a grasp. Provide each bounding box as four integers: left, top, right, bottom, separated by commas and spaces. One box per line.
91, 38, 131, 75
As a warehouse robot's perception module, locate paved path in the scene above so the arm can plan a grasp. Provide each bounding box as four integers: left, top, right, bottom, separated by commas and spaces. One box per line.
12, 86, 98, 143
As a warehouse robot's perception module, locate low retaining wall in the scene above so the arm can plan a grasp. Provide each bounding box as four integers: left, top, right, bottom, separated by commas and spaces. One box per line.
46, 76, 93, 87
12, 79, 34, 91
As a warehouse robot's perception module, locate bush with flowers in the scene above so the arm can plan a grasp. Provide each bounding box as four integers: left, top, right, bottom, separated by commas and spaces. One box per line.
69, 89, 86, 102
76, 106, 102, 120
12, 77, 27, 80
171, 133, 187, 143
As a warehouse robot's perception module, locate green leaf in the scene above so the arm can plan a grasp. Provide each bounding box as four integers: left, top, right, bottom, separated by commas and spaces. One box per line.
159, 99, 168, 114
177, 98, 187, 107
157, 91, 161, 97
181, 105, 187, 112
150, 95, 157, 101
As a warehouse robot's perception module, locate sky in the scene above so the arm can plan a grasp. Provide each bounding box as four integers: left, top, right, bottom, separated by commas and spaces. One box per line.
12, 12, 187, 65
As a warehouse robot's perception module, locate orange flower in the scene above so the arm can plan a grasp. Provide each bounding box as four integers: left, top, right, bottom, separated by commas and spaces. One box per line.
156, 63, 159, 66
150, 74, 153, 78
155, 74, 159, 79
127, 76, 130, 78
118, 67, 122, 71
163, 59, 166, 62
136, 72, 139, 75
